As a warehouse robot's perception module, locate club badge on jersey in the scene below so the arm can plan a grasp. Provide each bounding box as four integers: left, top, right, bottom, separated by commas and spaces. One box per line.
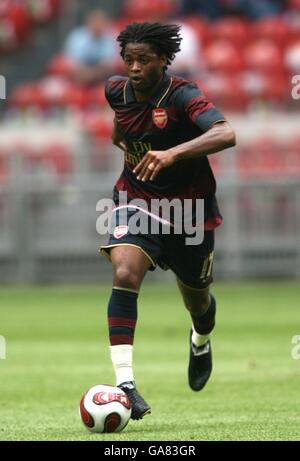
113, 225, 129, 239
152, 108, 168, 129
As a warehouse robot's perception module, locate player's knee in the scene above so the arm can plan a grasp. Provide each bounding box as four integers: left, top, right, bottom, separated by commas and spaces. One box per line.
188, 293, 210, 316
113, 265, 142, 291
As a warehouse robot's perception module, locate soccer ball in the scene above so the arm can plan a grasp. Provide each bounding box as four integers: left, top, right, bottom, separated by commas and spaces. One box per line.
79, 384, 132, 433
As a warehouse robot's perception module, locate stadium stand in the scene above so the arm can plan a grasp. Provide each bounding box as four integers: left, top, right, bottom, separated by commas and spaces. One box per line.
0, 0, 300, 283
1, 0, 300, 187
0, 0, 61, 52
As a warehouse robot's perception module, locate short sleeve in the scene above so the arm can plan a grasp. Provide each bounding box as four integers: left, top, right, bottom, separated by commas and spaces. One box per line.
105, 76, 126, 109
178, 82, 226, 132
105, 79, 113, 106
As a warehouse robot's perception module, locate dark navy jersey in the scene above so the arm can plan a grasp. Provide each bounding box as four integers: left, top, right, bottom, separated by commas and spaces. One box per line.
105, 72, 226, 229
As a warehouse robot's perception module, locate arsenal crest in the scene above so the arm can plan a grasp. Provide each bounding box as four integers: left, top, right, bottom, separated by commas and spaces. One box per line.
152, 108, 168, 129
113, 225, 129, 239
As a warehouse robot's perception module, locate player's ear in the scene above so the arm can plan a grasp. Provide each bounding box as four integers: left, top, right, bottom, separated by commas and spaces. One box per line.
159, 54, 167, 69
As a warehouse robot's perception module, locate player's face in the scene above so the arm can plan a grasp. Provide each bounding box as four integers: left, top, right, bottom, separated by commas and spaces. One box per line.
123, 43, 167, 92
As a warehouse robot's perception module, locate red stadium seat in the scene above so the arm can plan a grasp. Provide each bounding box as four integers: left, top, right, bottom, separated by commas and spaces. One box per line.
38, 77, 69, 109
251, 17, 293, 48
241, 71, 288, 103
210, 17, 250, 47
82, 111, 113, 140
123, 0, 175, 22
183, 16, 209, 45
237, 137, 285, 178
47, 54, 75, 78
204, 40, 245, 73
244, 40, 284, 73
39, 143, 72, 175
60, 85, 87, 110
0, 0, 31, 52
201, 73, 249, 111
9, 82, 46, 109
87, 84, 106, 108
39, 78, 87, 110
285, 41, 300, 73
19, 142, 72, 176
259, 73, 288, 101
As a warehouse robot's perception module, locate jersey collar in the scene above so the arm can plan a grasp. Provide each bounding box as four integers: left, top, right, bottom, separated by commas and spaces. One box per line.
124, 73, 172, 106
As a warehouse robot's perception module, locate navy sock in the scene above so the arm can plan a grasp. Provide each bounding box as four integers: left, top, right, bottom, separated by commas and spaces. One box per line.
191, 294, 216, 335
108, 288, 138, 346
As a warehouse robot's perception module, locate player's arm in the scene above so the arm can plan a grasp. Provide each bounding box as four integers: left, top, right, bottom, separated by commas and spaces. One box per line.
112, 117, 127, 152
168, 120, 236, 161
133, 121, 236, 182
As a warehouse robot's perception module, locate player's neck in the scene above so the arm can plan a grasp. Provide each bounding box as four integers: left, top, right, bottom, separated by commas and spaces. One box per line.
133, 73, 164, 103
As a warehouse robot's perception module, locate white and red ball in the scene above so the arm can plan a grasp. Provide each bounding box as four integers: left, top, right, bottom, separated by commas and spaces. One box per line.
79, 384, 132, 433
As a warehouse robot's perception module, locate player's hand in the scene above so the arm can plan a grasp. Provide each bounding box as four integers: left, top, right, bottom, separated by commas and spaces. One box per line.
133, 150, 176, 182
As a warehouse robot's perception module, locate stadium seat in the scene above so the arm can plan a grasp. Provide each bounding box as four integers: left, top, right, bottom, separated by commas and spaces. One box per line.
237, 137, 285, 178
37, 77, 68, 109
122, 0, 176, 22
81, 111, 113, 140
39, 142, 72, 175
39, 78, 87, 110
182, 16, 209, 45
87, 84, 106, 108
0, 0, 62, 53
244, 40, 284, 73
60, 85, 88, 110
285, 41, 300, 72
18, 142, 72, 176
204, 40, 245, 73
47, 54, 75, 78
241, 71, 288, 103
209, 17, 250, 47
200, 74, 249, 111
0, 0, 31, 52
251, 17, 293, 48
9, 82, 46, 109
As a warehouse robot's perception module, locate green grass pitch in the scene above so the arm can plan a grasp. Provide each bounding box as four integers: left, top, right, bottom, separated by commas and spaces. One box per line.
0, 281, 300, 441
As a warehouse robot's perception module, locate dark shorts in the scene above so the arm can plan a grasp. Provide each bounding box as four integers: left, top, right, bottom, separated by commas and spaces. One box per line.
100, 207, 215, 290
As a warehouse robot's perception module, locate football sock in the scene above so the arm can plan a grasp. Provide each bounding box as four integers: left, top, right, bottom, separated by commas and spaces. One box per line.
110, 344, 134, 386
107, 287, 138, 386
191, 294, 216, 347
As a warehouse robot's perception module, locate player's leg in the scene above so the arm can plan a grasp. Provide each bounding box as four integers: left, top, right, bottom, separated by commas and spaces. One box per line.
107, 244, 152, 419
176, 278, 216, 391
161, 230, 216, 391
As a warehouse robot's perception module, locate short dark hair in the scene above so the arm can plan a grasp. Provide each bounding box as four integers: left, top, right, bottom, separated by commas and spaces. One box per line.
117, 22, 182, 67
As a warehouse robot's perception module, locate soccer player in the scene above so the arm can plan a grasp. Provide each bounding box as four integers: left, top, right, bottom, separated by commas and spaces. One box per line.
100, 23, 236, 420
